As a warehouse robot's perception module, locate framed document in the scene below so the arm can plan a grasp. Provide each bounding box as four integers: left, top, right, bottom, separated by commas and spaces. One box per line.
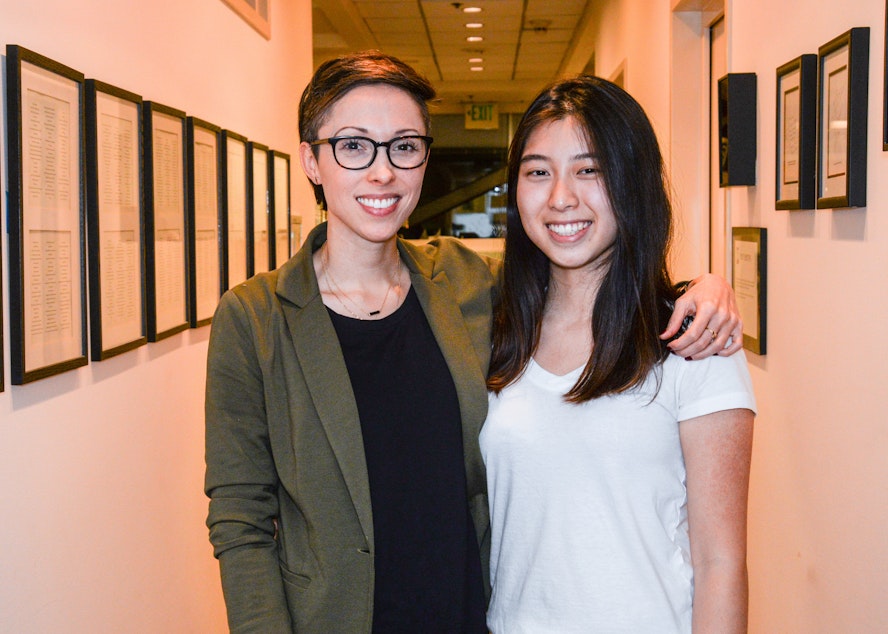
776, 55, 817, 210
248, 141, 270, 275
732, 227, 767, 356
186, 117, 222, 327
270, 150, 292, 266
221, 130, 249, 289
85, 80, 147, 361
817, 27, 869, 209
144, 102, 189, 341
6, 45, 88, 384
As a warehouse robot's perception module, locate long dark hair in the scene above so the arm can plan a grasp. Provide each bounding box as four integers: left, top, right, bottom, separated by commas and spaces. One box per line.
487, 75, 678, 402
298, 50, 437, 209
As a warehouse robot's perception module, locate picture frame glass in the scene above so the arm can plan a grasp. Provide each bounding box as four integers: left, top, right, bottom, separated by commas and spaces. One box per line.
777, 66, 802, 201
820, 44, 849, 199
94, 90, 144, 352
226, 136, 248, 287
151, 109, 188, 335
252, 146, 270, 274
192, 125, 221, 323
273, 153, 291, 265
20, 60, 86, 374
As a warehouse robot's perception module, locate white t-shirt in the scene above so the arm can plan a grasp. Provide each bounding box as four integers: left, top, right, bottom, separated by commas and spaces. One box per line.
481, 351, 756, 633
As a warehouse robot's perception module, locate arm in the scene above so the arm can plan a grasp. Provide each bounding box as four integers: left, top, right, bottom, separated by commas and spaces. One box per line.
662, 274, 743, 359
680, 408, 754, 634
205, 290, 292, 632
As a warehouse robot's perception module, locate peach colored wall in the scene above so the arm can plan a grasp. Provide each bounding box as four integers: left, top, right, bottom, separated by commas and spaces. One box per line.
590, 0, 888, 631
0, 0, 313, 631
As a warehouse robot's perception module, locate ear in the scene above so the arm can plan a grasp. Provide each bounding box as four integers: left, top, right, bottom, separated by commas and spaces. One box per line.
299, 141, 321, 185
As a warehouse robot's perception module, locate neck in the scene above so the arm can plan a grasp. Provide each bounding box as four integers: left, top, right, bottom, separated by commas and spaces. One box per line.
545, 264, 606, 322
315, 234, 405, 320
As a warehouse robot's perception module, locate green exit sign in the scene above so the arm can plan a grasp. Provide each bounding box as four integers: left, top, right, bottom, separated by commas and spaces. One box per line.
465, 103, 499, 129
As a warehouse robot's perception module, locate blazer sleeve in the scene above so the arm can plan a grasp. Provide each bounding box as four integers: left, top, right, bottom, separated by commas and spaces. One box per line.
205, 288, 292, 633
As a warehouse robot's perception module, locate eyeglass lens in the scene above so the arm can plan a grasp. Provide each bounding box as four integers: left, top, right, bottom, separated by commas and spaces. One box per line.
333, 136, 429, 169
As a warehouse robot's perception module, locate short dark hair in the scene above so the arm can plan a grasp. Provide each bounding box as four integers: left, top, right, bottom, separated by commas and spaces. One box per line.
298, 50, 437, 209
488, 75, 678, 402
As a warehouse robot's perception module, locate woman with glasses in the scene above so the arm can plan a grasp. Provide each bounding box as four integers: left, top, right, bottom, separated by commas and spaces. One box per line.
204, 51, 741, 633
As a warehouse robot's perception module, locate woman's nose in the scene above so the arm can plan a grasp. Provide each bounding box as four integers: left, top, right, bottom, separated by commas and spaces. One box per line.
549, 177, 578, 211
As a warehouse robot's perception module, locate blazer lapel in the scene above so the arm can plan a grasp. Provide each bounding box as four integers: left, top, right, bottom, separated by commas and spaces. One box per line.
276, 225, 375, 546
400, 242, 489, 498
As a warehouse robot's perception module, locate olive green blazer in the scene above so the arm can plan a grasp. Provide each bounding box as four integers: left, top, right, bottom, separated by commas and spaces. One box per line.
205, 223, 497, 633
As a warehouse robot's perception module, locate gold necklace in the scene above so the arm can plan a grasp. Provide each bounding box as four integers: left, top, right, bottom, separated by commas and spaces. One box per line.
322, 246, 402, 319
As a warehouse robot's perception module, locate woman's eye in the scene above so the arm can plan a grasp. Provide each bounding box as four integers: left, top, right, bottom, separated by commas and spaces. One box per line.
338, 138, 368, 153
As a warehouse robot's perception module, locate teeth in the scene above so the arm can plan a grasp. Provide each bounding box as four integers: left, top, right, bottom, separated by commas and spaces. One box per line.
358, 196, 398, 209
548, 221, 591, 236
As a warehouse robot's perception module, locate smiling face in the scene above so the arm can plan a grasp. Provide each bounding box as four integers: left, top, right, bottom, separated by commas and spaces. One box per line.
299, 83, 428, 247
516, 116, 618, 283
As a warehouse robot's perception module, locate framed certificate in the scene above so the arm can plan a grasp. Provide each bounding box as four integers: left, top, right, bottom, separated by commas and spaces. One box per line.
6, 45, 88, 384
85, 79, 147, 361
270, 150, 292, 266
221, 130, 249, 290
248, 141, 270, 275
186, 117, 222, 327
817, 27, 869, 209
144, 102, 189, 341
732, 227, 767, 355
775, 55, 817, 210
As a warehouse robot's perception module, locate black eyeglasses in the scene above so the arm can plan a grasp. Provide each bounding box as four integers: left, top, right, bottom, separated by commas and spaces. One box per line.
311, 135, 433, 170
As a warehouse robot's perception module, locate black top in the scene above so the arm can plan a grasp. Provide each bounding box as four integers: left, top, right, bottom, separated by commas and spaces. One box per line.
328, 287, 486, 633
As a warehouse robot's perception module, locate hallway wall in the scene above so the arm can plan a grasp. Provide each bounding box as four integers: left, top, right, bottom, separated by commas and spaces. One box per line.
0, 0, 313, 630
590, 0, 888, 630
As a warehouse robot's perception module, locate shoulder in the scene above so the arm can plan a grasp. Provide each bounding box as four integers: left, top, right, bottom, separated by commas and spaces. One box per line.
663, 351, 757, 420
401, 236, 501, 284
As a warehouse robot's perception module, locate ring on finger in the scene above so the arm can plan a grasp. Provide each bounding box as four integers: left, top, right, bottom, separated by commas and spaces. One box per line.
705, 327, 718, 341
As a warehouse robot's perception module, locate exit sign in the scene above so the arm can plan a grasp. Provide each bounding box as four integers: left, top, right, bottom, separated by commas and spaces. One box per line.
465, 103, 499, 130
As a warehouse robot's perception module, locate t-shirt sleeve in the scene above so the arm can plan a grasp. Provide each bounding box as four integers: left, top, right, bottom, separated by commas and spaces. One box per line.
676, 350, 757, 422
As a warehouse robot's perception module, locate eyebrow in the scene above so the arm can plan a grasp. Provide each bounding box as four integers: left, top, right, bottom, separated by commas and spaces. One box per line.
520, 151, 598, 163
332, 126, 423, 137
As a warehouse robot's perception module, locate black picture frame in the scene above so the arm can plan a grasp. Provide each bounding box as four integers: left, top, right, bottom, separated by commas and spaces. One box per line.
717, 72, 757, 187
143, 101, 189, 342
85, 79, 147, 361
185, 117, 223, 328
220, 129, 250, 290
269, 150, 293, 266
731, 227, 767, 356
817, 27, 869, 209
776, 55, 817, 210
884, 1, 888, 151
247, 141, 270, 276
5, 45, 89, 384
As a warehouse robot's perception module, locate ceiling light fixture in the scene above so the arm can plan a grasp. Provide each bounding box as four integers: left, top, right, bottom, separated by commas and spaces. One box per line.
468, 57, 483, 63
466, 22, 483, 28
470, 66, 484, 72
463, 6, 482, 13
466, 36, 483, 42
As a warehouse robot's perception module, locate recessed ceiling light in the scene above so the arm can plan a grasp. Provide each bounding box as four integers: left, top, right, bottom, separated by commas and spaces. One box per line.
466, 36, 483, 42
466, 22, 483, 28
468, 57, 483, 63
470, 66, 484, 72
463, 6, 482, 13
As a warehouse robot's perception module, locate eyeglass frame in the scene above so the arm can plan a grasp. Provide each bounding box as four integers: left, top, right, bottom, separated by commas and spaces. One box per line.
310, 135, 434, 170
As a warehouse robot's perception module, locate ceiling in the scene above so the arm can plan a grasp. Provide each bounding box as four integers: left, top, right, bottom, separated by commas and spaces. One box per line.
312, 0, 598, 114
